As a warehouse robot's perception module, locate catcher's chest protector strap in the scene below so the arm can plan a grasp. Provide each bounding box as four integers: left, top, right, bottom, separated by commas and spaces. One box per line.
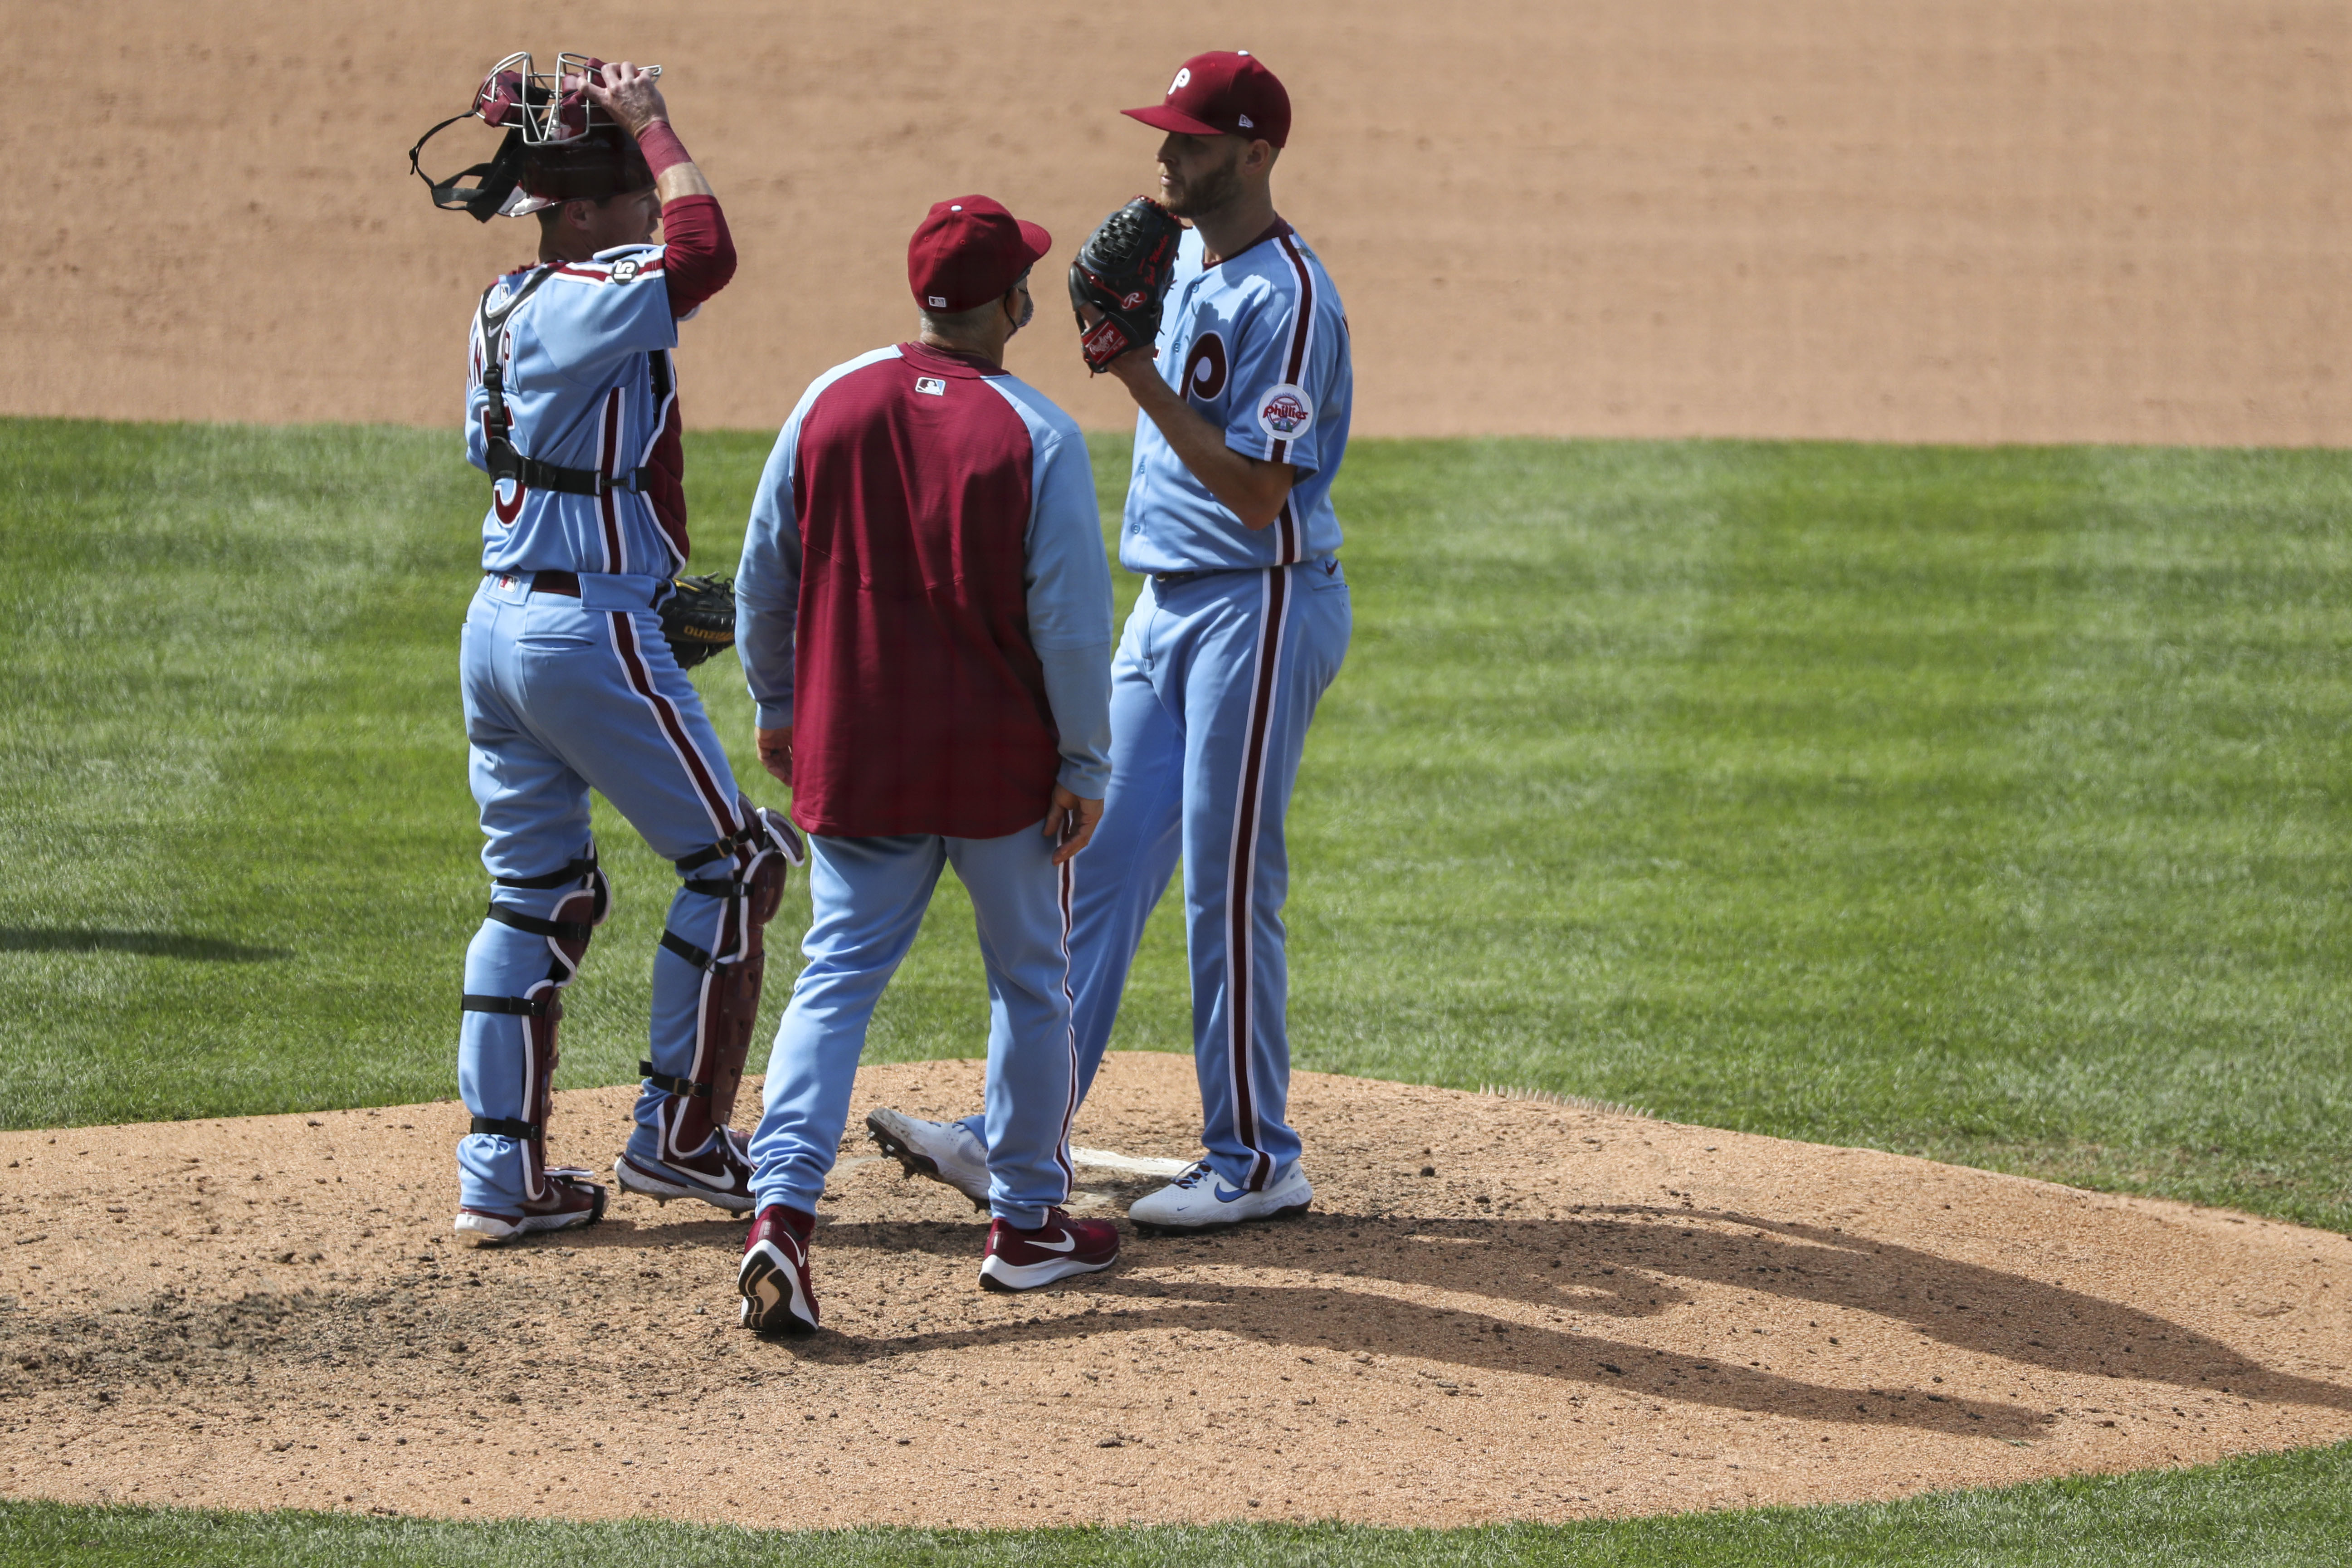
476, 268, 650, 497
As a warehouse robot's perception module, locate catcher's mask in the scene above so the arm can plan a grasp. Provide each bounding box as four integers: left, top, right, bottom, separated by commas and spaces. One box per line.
408, 52, 660, 223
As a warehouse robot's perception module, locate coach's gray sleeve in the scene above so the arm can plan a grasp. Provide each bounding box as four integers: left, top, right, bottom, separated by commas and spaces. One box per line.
736, 420, 803, 730
1023, 419, 1115, 799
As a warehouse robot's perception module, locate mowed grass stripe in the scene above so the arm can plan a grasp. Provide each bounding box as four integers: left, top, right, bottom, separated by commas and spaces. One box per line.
1, 421, 2347, 1236
5, 1438, 2352, 1565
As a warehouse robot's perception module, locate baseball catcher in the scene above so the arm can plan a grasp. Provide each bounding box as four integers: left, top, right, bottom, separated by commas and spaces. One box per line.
417, 53, 801, 1247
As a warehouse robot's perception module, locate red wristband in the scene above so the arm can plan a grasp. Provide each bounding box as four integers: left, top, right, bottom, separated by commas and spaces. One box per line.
636, 120, 691, 180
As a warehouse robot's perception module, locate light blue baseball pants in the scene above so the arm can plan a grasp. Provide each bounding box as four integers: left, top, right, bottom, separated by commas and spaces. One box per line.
457, 570, 755, 1213
747, 826, 1080, 1230
953, 558, 1352, 1191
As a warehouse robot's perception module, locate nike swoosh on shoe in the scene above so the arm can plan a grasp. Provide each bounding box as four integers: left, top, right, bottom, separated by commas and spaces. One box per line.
1213, 1183, 1252, 1203
1030, 1231, 1078, 1253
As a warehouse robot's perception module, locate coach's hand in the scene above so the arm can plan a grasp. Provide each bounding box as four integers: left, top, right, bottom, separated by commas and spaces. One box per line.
756, 725, 792, 786
1045, 786, 1103, 865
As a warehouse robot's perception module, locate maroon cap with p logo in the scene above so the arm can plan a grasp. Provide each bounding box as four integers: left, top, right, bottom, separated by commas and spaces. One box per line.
906, 196, 1053, 313
1122, 51, 1291, 148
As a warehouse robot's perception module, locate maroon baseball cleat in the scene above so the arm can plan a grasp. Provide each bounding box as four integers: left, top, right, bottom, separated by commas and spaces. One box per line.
614, 1126, 758, 1214
978, 1207, 1121, 1292
452, 1167, 607, 1247
738, 1204, 819, 1335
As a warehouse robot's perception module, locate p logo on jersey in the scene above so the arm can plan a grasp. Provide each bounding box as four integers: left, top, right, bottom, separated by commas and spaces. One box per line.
1257, 385, 1314, 440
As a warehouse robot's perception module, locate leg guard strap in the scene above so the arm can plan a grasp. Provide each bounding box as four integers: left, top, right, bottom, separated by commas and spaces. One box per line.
470, 1114, 542, 1140
493, 852, 600, 890
640, 1061, 710, 1097
463, 992, 560, 1018
488, 904, 598, 943
660, 930, 714, 970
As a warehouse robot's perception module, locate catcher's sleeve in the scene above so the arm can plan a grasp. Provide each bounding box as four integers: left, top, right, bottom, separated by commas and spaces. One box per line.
656, 193, 736, 317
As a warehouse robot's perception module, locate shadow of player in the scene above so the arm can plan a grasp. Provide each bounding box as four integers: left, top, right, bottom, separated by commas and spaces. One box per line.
796, 1205, 2352, 1427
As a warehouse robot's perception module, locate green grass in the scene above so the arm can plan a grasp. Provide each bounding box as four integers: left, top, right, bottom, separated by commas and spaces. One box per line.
3, 420, 2345, 1230
3, 417, 2349, 1560
5, 1439, 2352, 1565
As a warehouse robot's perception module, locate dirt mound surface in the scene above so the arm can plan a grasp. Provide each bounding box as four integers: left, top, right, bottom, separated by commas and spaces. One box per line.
2, 1054, 2347, 1527
11, 1, 2351, 445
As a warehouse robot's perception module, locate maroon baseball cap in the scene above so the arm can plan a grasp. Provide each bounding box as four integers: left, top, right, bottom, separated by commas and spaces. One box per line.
907, 196, 1051, 313
1123, 51, 1291, 147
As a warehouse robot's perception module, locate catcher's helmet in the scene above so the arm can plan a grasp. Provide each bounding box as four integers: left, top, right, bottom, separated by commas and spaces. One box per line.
409, 52, 660, 222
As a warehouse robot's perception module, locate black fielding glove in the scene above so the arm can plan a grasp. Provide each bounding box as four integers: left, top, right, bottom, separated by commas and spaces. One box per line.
660, 575, 736, 669
1068, 197, 1186, 372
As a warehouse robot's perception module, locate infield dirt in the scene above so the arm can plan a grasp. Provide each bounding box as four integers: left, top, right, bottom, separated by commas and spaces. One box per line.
3, 1053, 2347, 1528
10, 0, 2352, 445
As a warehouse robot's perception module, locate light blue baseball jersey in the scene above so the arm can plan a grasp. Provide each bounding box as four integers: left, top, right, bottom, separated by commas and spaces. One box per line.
1120, 221, 1352, 573
465, 244, 689, 576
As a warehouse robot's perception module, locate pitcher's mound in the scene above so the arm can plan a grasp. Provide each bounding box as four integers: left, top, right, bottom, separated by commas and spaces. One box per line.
3, 1053, 2347, 1527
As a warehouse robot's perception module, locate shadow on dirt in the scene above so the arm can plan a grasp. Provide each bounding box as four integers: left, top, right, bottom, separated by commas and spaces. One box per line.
794, 1205, 2352, 1434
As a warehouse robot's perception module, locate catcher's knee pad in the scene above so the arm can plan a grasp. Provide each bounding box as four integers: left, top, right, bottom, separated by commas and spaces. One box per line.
646, 806, 804, 1158
464, 848, 611, 1199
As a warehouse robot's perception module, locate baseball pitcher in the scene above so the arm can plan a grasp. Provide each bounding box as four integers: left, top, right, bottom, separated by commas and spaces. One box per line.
868, 52, 1354, 1231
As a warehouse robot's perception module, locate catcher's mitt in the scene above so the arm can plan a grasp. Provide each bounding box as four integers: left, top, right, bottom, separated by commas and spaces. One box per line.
1068, 197, 1186, 372
661, 574, 736, 669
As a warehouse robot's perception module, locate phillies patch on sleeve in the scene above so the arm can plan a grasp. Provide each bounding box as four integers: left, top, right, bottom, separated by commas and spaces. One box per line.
1256, 384, 1315, 441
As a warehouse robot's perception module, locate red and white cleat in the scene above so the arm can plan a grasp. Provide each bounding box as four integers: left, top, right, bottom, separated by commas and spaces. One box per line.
452, 1168, 608, 1246
738, 1204, 820, 1335
978, 1207, 1121, 1292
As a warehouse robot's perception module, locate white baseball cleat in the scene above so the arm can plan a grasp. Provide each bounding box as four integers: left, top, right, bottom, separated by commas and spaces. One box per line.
864, 1108, 991, 1210
1126, 1160, 1313, 1231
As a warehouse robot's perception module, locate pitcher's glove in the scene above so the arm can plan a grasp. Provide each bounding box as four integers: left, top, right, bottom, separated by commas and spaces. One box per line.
1069, 197, 1186, 372
661, 574, 736, 669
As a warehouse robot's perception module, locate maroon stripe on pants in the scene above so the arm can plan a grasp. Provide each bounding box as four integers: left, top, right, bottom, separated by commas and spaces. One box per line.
1225, 567, 1292, 1191
1053, 855, 1078, 1200
606, 609, 740, 841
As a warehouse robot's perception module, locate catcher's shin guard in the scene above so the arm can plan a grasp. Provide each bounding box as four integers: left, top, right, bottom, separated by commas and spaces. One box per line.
465, 850, 611, 1201
647, 806, 805, 1160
